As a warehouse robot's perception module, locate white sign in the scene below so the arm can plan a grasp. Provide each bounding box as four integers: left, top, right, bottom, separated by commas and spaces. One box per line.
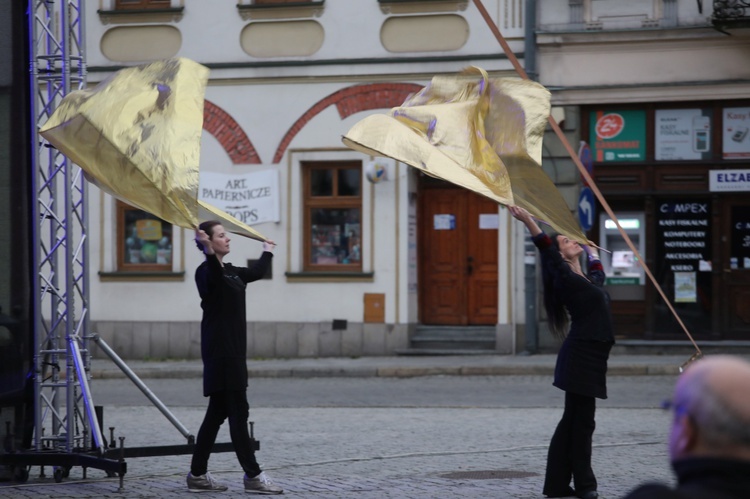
674, 272, 697, 303
709, 169, 750, 192
723, 107, 750, 159
433, 214, 455, 230
199, 170, 280, 225
655, 109, 710, 161
478, 214, 499, 229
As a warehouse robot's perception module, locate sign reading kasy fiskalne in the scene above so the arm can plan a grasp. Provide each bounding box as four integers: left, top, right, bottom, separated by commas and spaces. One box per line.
655, 200, 712, 305
656, 201, 711, 273
590, 110, 646, 162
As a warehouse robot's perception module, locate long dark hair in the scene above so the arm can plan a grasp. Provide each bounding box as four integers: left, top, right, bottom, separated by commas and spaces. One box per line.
541, 232, 569, 341
195, 220, 222, 252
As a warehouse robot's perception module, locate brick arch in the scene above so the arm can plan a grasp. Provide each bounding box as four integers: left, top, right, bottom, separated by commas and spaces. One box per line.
272, 82, 423, 164
203, 100, 261, 164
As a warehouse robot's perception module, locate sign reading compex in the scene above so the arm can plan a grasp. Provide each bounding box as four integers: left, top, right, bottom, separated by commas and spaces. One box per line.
655, 201, 711, 273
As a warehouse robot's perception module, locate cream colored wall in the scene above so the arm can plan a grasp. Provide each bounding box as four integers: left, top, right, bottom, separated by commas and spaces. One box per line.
536, 0, 750, 105
83, 0, 526, 331
100, 25, 181, 62
83, 0, 750, 342
240, 20, 324, 58
85, 0, 521, 77
539, 31, 750, 99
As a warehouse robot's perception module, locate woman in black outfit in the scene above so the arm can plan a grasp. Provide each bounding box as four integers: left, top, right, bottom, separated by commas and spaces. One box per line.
187, 220, 283, 494
510, 206, 614, 499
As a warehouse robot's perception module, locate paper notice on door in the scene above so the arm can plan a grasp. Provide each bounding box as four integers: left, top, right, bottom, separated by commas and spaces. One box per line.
434, 214, 455, 230
479, 214, 499, 229
674, 272, 697, 303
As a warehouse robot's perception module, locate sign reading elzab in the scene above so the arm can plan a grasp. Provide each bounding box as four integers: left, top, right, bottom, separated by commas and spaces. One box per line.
199, 170, 280, 225
709, 169, 750, 192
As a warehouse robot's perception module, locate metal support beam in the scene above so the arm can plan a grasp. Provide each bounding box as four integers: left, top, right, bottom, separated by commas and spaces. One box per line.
92, 335, 195, 443
29, 0, 94, 455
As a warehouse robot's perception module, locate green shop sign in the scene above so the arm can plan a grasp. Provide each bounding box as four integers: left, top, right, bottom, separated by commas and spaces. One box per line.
606, 276, 640, 286
590, 109, 646, 162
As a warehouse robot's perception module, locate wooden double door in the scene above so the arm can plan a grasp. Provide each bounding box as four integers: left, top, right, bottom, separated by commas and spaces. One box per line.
419, 184, 499, 325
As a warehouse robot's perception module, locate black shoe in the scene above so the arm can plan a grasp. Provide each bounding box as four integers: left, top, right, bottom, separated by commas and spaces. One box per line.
577, 491, 598, 499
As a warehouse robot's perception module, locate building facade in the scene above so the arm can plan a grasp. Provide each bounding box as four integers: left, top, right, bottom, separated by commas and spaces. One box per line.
536, 0, 750, 344
84, 0, 532, 359
76, 0, 749, 360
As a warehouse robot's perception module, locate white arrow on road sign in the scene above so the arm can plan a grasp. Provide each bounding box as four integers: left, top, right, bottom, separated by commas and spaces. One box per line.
578, 187, 595, 232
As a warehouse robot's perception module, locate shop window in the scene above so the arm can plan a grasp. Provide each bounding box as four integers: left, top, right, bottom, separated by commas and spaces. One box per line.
730, 205, 750, 271
238, 0, 323, 21
116, 201, 173, 272
253, 0, 313, 4
114, 0, 171, 9
302, 161, 362, 272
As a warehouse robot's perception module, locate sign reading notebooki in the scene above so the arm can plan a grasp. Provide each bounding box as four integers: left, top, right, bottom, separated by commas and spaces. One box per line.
653, 199, 713, 335
199, 170, 280, 225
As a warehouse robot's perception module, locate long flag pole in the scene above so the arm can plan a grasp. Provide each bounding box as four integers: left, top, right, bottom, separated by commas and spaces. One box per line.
471, 0, 701, 356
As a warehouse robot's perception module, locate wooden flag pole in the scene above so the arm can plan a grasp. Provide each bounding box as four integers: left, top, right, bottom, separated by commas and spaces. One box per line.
472, 0, 701, 355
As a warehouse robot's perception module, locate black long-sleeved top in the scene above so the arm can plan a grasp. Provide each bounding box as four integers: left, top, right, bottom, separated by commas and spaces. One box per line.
195, 252, 273, 396
533, 233, 613, 343
622, 457, 750, 498
533, 233, 614, 399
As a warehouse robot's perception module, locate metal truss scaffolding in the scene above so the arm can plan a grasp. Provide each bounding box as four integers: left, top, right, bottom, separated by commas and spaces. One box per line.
7, 2, 250, 488
22, 0, 123, 483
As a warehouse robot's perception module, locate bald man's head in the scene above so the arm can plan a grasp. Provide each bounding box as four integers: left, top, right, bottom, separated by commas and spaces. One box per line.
669, 355, 750, 462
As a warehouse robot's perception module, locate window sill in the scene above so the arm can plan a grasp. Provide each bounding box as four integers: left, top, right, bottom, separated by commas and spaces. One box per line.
97, 7, 184, 25
377, 0, 468, 14
237, 1, 325, 21
98, 271, 185, 282
285, 271, 374, 283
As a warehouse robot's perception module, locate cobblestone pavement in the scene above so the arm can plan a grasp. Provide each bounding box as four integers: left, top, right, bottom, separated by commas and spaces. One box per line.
0, 406, 674, 498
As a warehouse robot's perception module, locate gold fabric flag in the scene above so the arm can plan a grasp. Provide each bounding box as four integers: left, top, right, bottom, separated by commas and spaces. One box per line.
39, 58, 267, 241
343, 67, 587, 243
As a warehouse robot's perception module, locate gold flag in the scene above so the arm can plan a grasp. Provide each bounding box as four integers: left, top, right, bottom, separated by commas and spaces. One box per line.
342, 67, 587, 243
39, 58, 267, 241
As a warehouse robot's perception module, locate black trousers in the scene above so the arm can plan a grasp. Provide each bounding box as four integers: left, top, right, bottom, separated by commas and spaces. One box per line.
190, 390, 262, 478
543, 391, 597, 496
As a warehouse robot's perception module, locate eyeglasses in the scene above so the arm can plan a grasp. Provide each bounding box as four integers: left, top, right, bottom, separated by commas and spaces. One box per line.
661, 399, 690, 418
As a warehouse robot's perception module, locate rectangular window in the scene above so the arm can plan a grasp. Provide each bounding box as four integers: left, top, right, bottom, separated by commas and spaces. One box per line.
115, 0, 171, 10
253, 0, 312, 4
117, 201, 173, 272
303, 161, 362, 271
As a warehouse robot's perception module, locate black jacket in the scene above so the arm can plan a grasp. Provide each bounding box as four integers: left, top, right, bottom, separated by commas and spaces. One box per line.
195, 252, 273, 396
533, 233, 614, 399
622, 457, 750, 499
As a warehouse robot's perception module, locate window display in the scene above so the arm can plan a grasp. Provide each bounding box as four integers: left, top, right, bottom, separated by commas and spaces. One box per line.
117, 201, 173, 271
310, 211, 361, 265
303, 161, 362, 271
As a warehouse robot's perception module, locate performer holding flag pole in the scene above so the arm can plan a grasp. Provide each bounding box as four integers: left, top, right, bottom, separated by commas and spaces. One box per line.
510, 206, 613, 499
187, 221, 283, 494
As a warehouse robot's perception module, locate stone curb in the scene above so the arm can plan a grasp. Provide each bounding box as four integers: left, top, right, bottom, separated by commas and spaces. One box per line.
90, 363, 682, 380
